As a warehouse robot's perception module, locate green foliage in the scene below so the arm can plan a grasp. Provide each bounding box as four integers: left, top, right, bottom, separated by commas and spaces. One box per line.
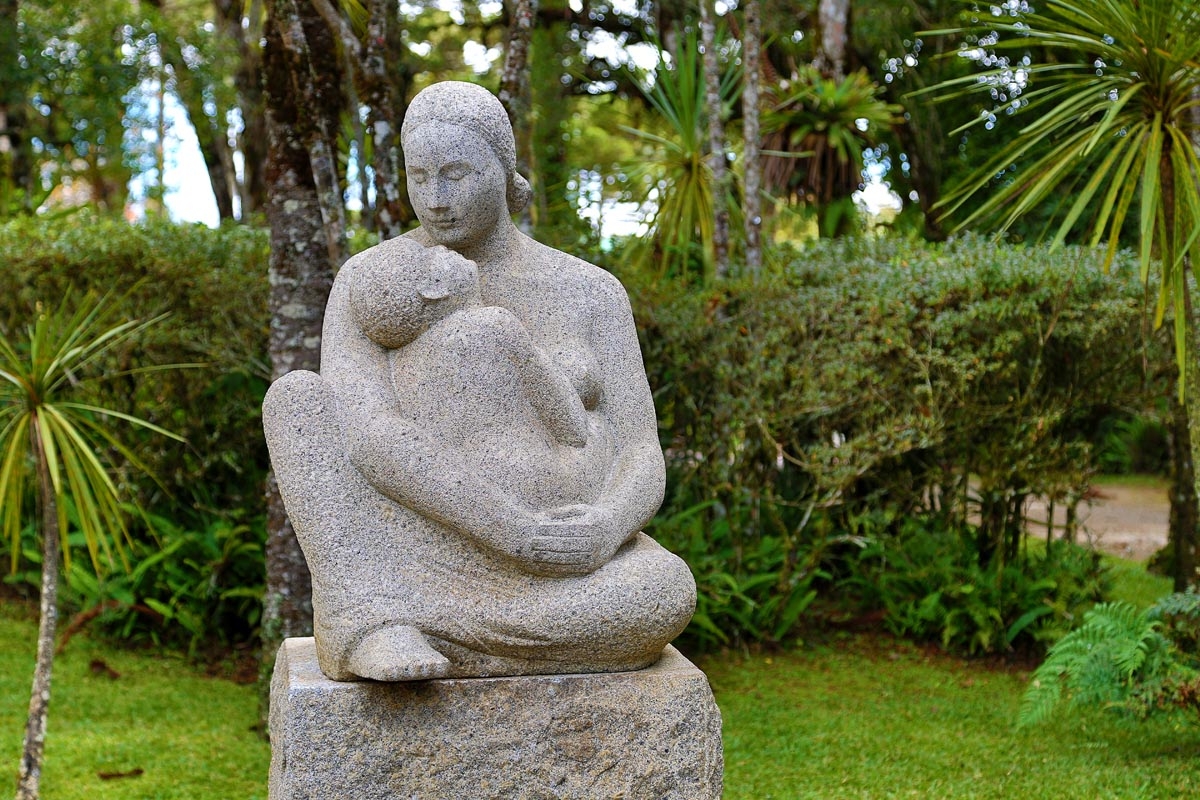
0, 215, 269, 652
924, 0, 1200, 385
844, 526, 1108, 655
1095, 413, 1170, 475
0, 291, 183, 574
647, 499, 824, 651
620, 27, 741, 282
762, 66, 902, 236
67, 514, 264, 654
1020, 591, 1200, 727
7, 512, 264, 654
630, 234, 1165, 653
0, 214, 271, 524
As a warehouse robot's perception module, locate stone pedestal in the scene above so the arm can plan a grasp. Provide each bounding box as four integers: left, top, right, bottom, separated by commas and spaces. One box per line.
268, 637, 723, 800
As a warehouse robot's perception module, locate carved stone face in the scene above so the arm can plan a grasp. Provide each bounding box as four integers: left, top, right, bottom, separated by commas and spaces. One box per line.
405, 123, 509, 251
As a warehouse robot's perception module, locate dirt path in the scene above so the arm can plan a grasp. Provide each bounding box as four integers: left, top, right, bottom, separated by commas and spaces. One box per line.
1024, 481, 1169, 562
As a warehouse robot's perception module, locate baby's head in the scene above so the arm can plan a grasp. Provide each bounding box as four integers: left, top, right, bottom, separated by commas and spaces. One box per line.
350, 243, 481, 349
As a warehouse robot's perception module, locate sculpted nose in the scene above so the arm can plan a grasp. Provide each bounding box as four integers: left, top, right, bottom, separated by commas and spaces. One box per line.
424, 183, 450, 213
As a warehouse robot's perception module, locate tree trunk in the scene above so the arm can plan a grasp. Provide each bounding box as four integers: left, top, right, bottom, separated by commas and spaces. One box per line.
214, 0, 267, 219
274, 0, 347, 266
259, 1, 340, 722
364, 0, 409, 238
1, 0, 33, 217
1169, 378, 1198, 591
741, 0, 763, 277
698, 0, 731, 279
154, 12, 238, 221
16, 416, 60, 800
814, 0, 850, 80
1162, 144, 1199, 591
499, 0, 536, 233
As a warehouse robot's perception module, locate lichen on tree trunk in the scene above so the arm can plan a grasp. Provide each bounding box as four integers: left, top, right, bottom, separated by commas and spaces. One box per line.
259, 0, 341, 726
698, 0, 730, 279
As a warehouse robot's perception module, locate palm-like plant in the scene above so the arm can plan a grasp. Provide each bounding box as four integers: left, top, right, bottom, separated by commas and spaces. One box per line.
928, 0, 1200, 368
923, 0, 1200, 591
620, 29, 741, 282
762, 66, 903, 237
1, 293, 181, 800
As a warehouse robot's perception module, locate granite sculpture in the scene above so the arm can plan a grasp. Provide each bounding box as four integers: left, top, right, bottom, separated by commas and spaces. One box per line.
263, 80, 697, 683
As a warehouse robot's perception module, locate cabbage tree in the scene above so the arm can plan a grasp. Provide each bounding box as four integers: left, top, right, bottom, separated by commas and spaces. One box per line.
1, 293, 181, 799
923, 0, 1200, 589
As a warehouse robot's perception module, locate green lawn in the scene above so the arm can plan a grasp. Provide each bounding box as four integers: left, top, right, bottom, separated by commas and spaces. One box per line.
0, 603, 269, 800
2, 561, 1196, 799
705, 635, 1200, 799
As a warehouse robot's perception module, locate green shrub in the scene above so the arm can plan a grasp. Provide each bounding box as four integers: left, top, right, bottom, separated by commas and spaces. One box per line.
0, 213, 271, 525
841, 524, 1109, 654
629, 234, 1167, 653
0, 214, 270, 651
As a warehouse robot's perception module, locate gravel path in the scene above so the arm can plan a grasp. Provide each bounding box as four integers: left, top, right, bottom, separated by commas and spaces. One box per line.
1024, 482, 1169, 562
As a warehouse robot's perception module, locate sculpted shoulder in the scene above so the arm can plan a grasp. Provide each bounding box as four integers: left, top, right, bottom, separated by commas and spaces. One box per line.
520, 235, 630, 310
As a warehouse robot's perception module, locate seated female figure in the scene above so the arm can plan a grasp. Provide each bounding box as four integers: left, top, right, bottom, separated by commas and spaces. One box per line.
262, 81, 696, 682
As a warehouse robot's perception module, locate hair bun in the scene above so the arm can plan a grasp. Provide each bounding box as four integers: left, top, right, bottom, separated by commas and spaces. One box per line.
507, 173, 532, 215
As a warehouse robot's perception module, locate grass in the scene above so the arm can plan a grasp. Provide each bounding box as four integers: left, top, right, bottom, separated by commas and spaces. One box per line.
0, 602, 269, 800
703, 634, 1200, 799
704, 557, 1197, 799
0, 555, 1194, 799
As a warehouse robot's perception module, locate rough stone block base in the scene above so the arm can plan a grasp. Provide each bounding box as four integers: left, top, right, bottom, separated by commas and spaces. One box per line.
268, 637, 723, 799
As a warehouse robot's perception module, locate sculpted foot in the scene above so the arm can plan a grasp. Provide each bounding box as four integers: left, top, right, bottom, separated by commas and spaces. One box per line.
347, 626, 451, 681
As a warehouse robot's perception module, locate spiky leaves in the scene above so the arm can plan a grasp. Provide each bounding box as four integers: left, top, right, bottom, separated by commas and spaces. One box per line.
0, 293, 181, 573
2, 292, 182, 799
621, 29, 741, 283
923, 0, 1200, 384
761, 67, 902, 238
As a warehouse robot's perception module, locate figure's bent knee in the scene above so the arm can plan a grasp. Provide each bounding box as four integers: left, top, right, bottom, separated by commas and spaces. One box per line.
262, 370, 360, 549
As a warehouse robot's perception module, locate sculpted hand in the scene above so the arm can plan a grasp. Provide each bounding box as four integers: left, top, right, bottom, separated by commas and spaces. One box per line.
526, 504, 621, 577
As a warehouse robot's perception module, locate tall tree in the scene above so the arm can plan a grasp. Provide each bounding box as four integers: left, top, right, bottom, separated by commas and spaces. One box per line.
214, 0, 268, 219
741, 0, 763, 276
814, 0, 850, 79
499, 0, 537, 231
145, 0, 240, 220
363, 0, 410, 238
260, 0, 344, 705
698, 0, 731, 278
0, 0, 33, 217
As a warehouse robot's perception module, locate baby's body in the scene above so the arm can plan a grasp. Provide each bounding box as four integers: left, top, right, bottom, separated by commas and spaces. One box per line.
349, 237, 613, 509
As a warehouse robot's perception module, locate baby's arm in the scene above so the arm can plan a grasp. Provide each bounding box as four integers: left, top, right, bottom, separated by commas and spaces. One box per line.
469, 307, 589, 447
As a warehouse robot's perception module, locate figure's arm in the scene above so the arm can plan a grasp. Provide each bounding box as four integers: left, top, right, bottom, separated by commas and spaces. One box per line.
479, 307, 588, 448
588, 275, 667, 540
531, 274, 665, 572
320, 256, 554, 571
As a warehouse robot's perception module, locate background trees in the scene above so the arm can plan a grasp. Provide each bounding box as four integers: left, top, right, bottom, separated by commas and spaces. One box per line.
1, 1, 1197, 729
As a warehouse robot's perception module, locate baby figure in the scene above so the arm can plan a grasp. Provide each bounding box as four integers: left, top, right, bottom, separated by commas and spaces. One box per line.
348, 238, 597, 462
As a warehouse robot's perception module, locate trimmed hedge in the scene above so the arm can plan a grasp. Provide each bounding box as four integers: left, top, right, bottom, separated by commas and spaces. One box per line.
0, 219, 1170, 655
627, 235, 1168, 652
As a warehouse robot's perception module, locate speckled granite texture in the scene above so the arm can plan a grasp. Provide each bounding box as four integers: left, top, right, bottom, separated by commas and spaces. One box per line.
261, 80, 697, 683
268, 638, 723, 800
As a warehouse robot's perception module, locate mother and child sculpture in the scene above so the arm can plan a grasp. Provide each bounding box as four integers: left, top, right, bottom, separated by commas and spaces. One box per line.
262, 80, 697, 682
